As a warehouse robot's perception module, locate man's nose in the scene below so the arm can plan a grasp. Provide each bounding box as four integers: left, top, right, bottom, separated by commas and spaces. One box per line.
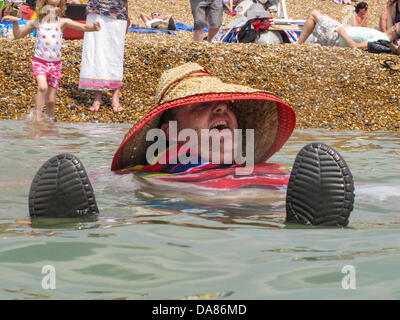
212, 101, 228, 113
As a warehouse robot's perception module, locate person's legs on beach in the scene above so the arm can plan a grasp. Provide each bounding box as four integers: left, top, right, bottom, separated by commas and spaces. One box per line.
206, 0, 223, 42
193, 28, 205, 40
112, 88, 123, 113
45, 86, 57, 120
191, 0, 208, 41
34, 75, 48, 122
207, 27, 220, 41
297, 9, 323, 44
90, 91, 102, 112
44, 64, 61, 120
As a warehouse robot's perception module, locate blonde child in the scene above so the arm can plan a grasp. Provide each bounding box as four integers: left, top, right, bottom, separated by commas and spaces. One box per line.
1, 0, 100, 122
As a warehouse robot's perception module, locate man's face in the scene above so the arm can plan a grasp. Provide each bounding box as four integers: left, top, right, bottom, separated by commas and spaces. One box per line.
161, 101, 239, 164
151, 12, 161, 18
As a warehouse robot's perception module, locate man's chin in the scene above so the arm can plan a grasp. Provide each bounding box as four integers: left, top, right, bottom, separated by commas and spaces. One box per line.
208, 148, 236, 165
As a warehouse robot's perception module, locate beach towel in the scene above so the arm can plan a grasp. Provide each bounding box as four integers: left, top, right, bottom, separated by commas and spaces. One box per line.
127, 26, 176, 35
127, 23, 205, 34
79, 13, 127, 91
214, 28, 240, 43
175, 22, 208, 33
282, 30, 301, 43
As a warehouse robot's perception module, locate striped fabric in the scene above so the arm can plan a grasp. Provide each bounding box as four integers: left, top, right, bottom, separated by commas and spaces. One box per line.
283, 30, 302, 43
117, 144, 291, 190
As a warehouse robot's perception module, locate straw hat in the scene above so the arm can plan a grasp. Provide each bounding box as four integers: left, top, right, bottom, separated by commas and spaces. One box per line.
111, 63, 296, 171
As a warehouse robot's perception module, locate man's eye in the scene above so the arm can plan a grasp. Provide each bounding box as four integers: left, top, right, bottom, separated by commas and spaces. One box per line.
193, 103, 208, 109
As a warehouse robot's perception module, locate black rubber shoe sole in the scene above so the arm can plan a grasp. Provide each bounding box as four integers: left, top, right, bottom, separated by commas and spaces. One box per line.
286, 143, 355, 227
29, 154, 99, 218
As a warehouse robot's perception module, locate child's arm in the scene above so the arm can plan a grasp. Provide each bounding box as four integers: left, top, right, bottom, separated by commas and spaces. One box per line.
1, 16, 36, 39
60, 18, 101, 32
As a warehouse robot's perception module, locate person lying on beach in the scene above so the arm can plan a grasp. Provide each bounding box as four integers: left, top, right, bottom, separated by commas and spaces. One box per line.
348, 1, 369, 27
139, 11, 176, 30
28, 63, 355, 227
297, 9, 400, 50
1, 0, 100, 122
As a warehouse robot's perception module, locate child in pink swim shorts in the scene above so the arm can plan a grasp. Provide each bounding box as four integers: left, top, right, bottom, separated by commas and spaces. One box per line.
1, 0, 101, 122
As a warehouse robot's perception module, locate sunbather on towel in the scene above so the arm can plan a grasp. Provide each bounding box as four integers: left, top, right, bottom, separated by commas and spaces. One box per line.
297, 9, 400, 49
139, 11, 176, 30
333, 0, 352, 5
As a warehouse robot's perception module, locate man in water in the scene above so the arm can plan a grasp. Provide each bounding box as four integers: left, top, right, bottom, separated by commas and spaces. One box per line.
29, 63, 355, 227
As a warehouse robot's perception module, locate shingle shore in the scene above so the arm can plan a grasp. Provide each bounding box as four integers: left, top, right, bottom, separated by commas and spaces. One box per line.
0, 0, 399, 131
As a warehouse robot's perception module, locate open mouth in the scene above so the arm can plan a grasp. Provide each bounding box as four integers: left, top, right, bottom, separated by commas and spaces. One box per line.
210, 120, 229, 131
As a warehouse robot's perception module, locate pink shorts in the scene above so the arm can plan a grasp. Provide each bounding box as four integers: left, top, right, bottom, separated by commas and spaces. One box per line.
32, 57, 62, 89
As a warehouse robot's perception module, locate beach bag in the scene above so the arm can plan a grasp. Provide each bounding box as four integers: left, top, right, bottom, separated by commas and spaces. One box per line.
367, 40, 391, 54
237, 17, 272, 43
253, 18, 272, 32
237, 19, 257, 43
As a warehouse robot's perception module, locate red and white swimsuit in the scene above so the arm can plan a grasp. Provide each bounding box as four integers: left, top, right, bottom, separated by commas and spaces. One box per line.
32, 20, 63, 88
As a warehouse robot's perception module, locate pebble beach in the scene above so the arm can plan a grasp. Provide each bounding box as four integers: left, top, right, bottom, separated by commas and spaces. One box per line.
0, 0, 399, 131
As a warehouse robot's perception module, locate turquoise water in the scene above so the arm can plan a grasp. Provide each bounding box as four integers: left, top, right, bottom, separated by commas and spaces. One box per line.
0, 119, 399, 300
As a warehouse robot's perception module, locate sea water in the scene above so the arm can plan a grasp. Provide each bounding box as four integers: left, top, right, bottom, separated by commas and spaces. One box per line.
0, 119, 399, 299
